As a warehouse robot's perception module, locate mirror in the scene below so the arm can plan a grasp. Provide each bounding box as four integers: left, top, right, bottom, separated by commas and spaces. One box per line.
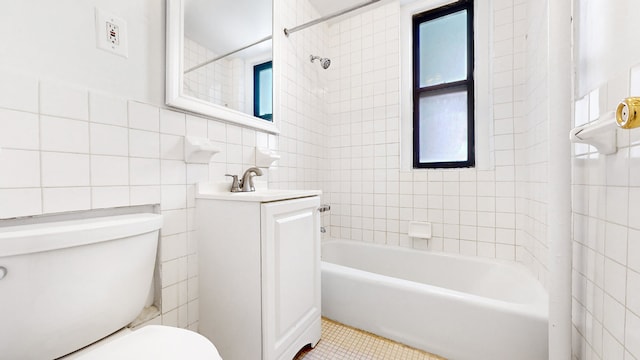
166, 0, 278, 134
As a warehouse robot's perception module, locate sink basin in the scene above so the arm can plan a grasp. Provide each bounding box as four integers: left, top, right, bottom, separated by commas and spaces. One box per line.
195, 182, 321, 202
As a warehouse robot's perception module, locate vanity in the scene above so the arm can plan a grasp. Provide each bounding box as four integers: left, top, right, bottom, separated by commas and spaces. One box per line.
195, 183, 322, 360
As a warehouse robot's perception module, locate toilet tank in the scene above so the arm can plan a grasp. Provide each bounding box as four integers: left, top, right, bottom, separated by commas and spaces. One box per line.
0, 213, 162, 360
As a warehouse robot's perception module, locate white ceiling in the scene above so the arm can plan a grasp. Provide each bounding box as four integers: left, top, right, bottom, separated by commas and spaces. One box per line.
308, 0, 385, 22
308, 0, 362, 17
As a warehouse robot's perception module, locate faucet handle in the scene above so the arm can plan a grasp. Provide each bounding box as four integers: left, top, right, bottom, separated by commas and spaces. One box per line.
225, 174, 241, 192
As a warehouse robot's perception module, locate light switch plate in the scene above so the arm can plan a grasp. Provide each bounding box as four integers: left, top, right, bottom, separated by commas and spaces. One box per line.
95, 8, 128, 58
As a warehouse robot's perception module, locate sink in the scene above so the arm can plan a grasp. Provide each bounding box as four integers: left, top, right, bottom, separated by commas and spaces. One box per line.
195, 182, 321, 202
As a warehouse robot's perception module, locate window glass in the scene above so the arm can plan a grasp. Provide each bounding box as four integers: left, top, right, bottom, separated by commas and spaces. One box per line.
413, 2, 473, 168
418, 90, 468, 163
418, 10, 468, 87
254, 61, 273, 121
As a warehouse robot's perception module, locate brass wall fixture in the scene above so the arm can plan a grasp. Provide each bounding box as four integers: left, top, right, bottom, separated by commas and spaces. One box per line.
616, 97, 640, 129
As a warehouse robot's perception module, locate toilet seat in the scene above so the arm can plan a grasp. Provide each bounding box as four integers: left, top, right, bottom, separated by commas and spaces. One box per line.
71, 325, 223, 360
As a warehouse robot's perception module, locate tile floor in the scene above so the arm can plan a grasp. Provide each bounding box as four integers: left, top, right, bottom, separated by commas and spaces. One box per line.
294, 318, 446, 360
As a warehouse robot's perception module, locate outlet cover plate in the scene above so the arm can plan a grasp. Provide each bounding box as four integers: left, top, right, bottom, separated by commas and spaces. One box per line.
95, 8, 128, 58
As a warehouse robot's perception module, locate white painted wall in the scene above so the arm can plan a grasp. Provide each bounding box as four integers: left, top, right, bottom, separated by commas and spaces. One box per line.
0, 0, 165, 106
576, 0, 640, 97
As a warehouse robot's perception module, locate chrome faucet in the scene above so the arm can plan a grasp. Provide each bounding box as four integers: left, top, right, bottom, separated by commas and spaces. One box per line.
240, 167, 263, 192
225, 167, 263, 192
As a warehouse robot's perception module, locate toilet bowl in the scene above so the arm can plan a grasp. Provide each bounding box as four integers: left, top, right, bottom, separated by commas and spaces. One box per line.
64, 325, 222, 360
0, 213, 222, 359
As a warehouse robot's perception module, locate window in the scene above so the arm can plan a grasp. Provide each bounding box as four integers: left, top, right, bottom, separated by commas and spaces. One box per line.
412, 1, 474, 168
253, 61, 273, 121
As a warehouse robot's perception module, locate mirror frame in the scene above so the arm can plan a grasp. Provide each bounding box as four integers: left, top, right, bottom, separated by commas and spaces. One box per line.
165, 0, 280, 134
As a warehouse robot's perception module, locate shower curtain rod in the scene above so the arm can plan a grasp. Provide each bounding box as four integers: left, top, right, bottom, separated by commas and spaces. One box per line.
283, 0, 382, 36
184, 35, 272, 74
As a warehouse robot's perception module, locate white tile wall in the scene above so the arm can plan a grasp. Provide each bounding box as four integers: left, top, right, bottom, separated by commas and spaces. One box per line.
518, 0, 549, 287
323, 0, 526, 264
571, 63, 640, 359
268, 0, 329, 192
0, 79, 291, 332
40, 116, 89, 153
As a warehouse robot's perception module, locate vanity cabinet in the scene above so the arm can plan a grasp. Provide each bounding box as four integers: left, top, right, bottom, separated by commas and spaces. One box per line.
196, 191, 321, 360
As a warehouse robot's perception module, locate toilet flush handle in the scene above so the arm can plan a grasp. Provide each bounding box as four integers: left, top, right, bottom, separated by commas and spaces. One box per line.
0, 266, 7, 280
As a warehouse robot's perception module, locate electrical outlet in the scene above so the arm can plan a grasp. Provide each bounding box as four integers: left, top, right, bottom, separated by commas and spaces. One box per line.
106, 21, 120, 46
95, 9, 128, 58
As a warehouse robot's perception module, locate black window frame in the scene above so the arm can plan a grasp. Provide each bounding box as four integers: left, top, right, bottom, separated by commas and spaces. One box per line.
412, 0, 474, 169
253, 60, 273, 121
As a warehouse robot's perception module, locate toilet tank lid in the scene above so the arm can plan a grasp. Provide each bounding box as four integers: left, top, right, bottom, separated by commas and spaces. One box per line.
0, 213, 162, 257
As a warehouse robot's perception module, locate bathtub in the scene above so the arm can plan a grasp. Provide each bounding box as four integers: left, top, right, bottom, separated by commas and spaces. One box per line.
321, 240, 548, 360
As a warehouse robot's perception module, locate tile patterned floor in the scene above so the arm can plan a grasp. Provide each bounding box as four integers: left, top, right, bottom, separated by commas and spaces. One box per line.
294, 318, 446, 360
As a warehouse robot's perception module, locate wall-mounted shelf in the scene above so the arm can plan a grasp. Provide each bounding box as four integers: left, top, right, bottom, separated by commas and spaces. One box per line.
255, 147, 280, 168
408, 221, 432, 239
184, 136, 220, 163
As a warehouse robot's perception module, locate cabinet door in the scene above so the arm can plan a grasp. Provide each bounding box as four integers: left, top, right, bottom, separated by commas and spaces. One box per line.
261, 196, 321, 360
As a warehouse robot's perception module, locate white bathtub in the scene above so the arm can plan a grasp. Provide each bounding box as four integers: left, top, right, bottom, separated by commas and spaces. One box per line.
321, 240, 548, 360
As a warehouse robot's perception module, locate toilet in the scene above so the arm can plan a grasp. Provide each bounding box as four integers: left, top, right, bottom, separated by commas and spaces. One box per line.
0, 213, 222, 360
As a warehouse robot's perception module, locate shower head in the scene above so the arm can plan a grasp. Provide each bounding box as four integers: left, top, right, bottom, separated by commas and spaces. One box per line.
310, 55, 331, 69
